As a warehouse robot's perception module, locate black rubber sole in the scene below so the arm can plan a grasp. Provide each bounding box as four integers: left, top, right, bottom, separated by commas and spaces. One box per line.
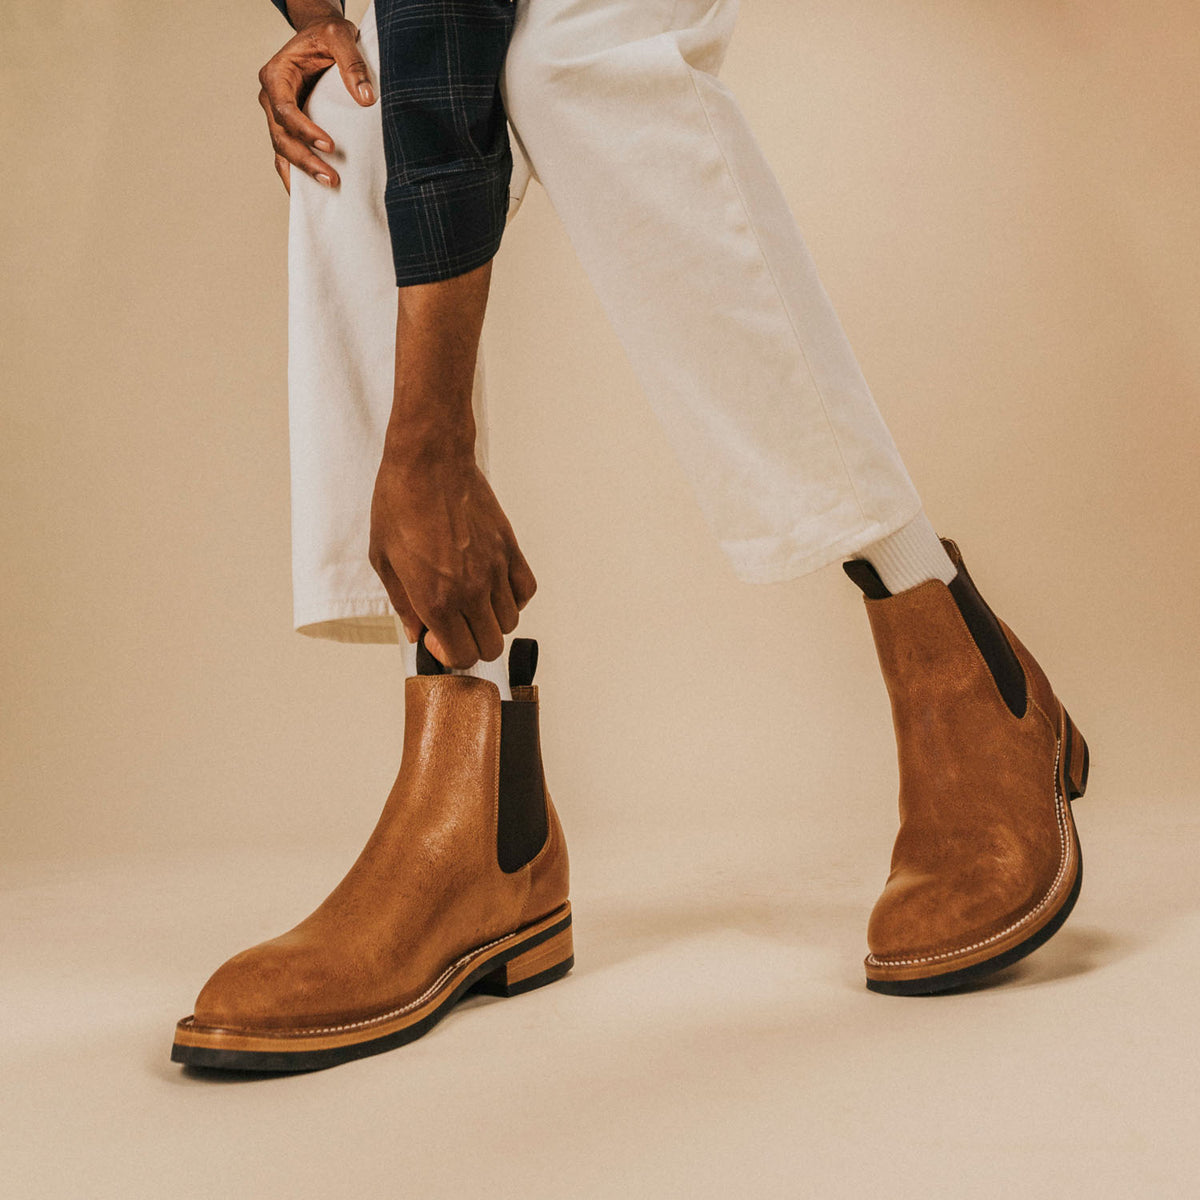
171, 912, 572, 1073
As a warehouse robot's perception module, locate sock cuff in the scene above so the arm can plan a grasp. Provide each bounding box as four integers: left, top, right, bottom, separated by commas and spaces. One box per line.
859, 511, 956, 594
393, 615, 513, 700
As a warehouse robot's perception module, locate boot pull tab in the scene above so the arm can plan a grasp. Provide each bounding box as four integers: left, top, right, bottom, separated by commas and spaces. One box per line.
508, 638, 538, 688
843, 558, 892, 599
415, 627, 448, 675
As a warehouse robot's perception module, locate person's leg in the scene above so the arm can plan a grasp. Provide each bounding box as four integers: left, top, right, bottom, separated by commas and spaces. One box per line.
503, 0, 950, 585
172, 2, 569, 1070
502, 0, 1086, 990
283, 1, 521, 697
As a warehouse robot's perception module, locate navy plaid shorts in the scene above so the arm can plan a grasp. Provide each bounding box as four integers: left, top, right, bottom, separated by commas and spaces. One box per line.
270, 0, 517, 287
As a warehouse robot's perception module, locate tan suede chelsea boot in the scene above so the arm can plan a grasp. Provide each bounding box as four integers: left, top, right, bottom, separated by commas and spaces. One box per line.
844, 539, 1089, 995
171, 635, 572, 1070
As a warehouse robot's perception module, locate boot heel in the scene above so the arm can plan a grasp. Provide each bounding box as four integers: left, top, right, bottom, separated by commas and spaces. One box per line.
1063, 708, 1090, 800
473, 922, 574, 998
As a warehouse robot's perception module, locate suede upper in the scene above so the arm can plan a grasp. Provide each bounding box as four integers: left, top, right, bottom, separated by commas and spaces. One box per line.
193, 674, 568, 1032
858, 543, 1081, 978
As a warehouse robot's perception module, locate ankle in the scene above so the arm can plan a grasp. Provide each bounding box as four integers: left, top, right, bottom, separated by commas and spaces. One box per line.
853, 511, 956, 594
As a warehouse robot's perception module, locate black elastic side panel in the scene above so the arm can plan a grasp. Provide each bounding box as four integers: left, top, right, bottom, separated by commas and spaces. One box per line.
415, 628, 448, 675
948, 565, 1028, 718
842, 558, 892, 600
508, 638, 539, 688
497, 700, 548, 873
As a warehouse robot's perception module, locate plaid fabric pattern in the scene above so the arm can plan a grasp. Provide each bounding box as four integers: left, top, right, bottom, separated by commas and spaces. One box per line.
268, 1, 516, 287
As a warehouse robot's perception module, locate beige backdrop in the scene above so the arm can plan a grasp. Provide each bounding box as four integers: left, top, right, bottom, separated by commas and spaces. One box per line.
3, 1, 1199, 1196
5, 0, 1198, 859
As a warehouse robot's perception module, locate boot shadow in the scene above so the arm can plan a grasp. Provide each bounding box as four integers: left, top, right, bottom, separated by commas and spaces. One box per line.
943, 925, 1129, 995
174, 1062, 318, 1083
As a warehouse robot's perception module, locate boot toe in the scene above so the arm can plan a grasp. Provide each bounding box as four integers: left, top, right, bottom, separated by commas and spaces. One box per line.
192, 937, 327, 1031
866, 868, 1039, 967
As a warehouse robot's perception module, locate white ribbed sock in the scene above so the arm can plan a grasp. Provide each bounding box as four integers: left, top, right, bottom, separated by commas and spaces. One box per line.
856, 511, 956, 594
393, 615, 513, 700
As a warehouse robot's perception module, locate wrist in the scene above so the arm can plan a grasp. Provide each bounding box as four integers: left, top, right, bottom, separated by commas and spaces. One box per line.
287, 0, 344, 31
381, 419, 477, 473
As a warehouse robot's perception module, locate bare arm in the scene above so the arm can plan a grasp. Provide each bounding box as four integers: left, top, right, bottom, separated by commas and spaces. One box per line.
259, 3, 532, 668
369, 262, 537, 668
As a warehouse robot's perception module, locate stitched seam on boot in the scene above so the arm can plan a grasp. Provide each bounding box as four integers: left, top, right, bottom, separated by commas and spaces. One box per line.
866, 738, 1072, 968
229, 912, 567, 1038
284, 939, 513, 1034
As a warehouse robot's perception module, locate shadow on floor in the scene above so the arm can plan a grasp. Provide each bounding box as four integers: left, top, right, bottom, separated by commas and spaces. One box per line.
945, 924, 1130, 995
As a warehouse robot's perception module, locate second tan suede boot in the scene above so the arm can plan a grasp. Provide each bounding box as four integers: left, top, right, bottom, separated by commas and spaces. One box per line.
844, 539, 1089, 994
171, 636, 571, 1070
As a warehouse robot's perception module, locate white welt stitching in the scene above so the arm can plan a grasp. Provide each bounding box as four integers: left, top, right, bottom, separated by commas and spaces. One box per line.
866, 737, 1074, 969
283, 933, 516, 1036
264, 903, 569, 1037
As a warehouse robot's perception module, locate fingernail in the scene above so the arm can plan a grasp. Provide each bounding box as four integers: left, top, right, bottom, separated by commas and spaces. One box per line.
314, 138, 332, 152
316, 173, 333, 187
358, 82, 374, 103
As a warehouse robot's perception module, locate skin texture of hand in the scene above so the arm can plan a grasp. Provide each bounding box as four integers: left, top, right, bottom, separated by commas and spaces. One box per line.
370, 456, 536, 668
369, 262, 538, 669
259, 1, 375, 193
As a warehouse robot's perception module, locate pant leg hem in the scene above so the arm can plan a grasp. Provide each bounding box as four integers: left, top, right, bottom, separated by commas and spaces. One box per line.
720, 504, 924, 584
294, 593, 399, 644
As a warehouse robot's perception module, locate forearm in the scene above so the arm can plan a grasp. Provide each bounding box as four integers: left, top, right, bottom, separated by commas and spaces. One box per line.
383, 262, 493, 465
370, 258, 534, 665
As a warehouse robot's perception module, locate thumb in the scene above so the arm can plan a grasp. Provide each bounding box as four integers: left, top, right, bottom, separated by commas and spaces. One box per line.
375, 559, 421, 643
329, 25, 375, 105
422, 628, 454, 668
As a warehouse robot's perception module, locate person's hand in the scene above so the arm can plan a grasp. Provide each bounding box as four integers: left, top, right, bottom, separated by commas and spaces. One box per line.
369, 454, 537, 669
258, 6, 376, 194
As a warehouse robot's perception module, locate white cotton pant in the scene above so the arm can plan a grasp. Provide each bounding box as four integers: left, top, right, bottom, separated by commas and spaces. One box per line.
286, 0, 921, 644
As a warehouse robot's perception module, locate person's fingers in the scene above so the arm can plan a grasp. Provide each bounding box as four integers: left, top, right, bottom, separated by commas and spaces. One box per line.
259, 90, 338, 186
274, 153, 291, 194
508, 549, 538, 611
372, 556, 422, 644
327, 25, 375, 105
421, 627, 453, 667
273, 132, 335, 186
463, 598, 505, 664
258, 63, 336, 152
491, 578, 521, 637
422, 610, 480, 670
390, 594, 423, 646
275, 99, 335, 152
